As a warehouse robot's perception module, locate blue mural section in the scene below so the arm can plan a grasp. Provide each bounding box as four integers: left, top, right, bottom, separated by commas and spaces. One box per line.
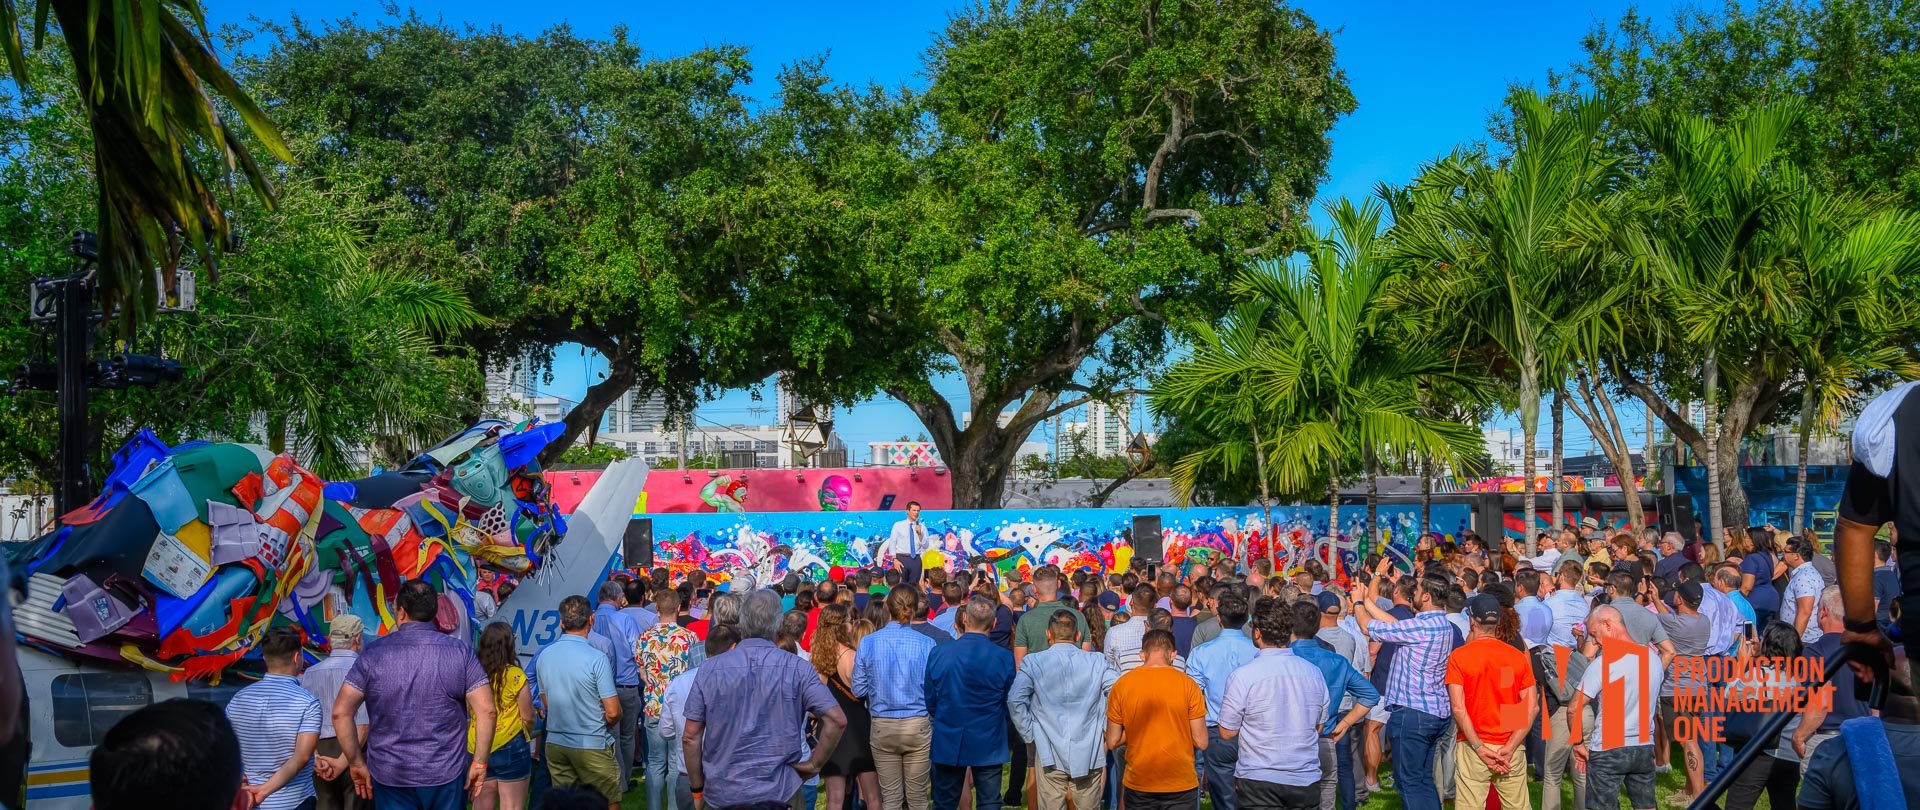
1672, 465, 1851, 536
646, 503, 1476, 584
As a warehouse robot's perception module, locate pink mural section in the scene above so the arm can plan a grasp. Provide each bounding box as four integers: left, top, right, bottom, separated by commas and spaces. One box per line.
545, 468, 955, 515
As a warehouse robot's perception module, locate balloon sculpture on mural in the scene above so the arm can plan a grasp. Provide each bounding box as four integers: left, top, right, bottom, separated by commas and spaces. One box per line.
817, 475, 853, 511
699, 474, 748, 513
7, 420, 567, 680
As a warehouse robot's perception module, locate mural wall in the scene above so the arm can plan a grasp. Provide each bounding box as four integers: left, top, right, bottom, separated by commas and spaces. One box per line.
1673, 465, 1850, 537
641, 503, 1475, 584
545, 468, 954, 515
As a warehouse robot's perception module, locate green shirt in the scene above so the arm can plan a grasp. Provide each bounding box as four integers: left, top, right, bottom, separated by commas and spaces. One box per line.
1014, 599, 1090, 652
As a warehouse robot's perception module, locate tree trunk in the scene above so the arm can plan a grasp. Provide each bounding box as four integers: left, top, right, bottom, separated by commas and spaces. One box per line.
1365, 448, 1381, 553
267, 412, 288, 455
1552, 389, 1566, 532
1252, 422, 1272, 569
1327, 476, 1341, 546
1615, 356, 1783, 550
1792, 378, 1815, 535
1645, 404, 1656, 494
1566, 368, 1645, 533
1703, 347, 1724, 547
1520, 366, 1541, 555
1420, 455, 1433, 539
538, 356, 638, 466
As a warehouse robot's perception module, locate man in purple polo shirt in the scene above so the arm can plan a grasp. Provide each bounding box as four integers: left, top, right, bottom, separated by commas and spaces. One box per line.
333, 579, 496, 810
684, 589, 847, 810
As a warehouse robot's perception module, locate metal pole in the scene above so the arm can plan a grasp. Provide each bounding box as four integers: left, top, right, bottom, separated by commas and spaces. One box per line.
53, 271, 92, 514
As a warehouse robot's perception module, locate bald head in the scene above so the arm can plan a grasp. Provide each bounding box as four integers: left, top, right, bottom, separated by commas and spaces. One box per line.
1589, 605, 1629, 642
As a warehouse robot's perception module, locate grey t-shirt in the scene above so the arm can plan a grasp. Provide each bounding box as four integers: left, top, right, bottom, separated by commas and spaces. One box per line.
1610, 598, 1670, 647
1655, 612, 1712, 696
1797, 721, 1920, 810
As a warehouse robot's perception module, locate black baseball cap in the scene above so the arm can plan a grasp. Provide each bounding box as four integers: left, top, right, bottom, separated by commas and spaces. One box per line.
1677, 581, 1704, 608
1466, 593, 1502, 623
1315, 591, 1342, 613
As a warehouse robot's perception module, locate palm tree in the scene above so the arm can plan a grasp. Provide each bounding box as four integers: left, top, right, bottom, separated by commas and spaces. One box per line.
0, 0, 290, 320
1391, 90, 1624, 553
1612, 106, 1806, 544
1779, 193, 1920, 532
1157, 197, 1485, 554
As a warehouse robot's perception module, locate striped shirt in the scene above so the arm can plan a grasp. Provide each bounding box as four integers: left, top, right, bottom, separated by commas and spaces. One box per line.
226, 674, 323, 810
1368, 610, 1458, 717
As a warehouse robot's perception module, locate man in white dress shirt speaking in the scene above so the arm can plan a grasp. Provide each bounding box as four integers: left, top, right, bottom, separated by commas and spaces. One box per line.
885, 501, 931, 586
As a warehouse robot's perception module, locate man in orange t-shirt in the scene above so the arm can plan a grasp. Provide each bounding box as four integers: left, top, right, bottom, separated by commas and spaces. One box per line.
1105, 628, 1208, 810
1442, 594, 1538, 810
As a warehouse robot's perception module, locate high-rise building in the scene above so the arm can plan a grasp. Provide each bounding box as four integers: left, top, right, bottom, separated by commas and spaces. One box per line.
1060, 399, 1137, 458
608, 389, 672, 434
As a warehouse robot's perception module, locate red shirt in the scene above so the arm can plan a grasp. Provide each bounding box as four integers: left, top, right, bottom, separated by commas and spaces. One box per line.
802, 606, 823, 650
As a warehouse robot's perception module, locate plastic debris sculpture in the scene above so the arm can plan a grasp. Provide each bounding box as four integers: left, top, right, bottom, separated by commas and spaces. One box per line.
8, 419, 567, 680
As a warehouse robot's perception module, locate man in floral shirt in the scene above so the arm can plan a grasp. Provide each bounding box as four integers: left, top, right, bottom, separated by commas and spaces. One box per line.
636, 589, 700, 810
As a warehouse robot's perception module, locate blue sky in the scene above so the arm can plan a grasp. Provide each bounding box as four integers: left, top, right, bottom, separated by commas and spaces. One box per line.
211, 0, 1682, 464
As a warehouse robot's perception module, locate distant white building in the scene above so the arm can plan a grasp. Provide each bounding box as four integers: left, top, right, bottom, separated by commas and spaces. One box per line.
600, 423, 845, 468
607, 389, 672, 434
869, 441, 943, 467
1481, 427, 1549, 476
1060, 399, 1142, 458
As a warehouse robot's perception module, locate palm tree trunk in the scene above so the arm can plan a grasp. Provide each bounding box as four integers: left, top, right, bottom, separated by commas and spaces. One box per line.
1521, 366, 1541, 555
1552, 389, 1566, 531
1252, 422, 1271, 570
1703, 347, 1723, 548
267, 412, 288, 455
1645, 404, 1656, 494
1420, 455, 1433, 540
1792, 378, 1815, 535
1327, 475, 1341, 549
1366, 448, 1381, 554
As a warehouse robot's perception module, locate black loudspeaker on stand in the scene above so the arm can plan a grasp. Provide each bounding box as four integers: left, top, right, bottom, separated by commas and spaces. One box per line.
1132, 515, 1164, 566
624, 518, 654, 569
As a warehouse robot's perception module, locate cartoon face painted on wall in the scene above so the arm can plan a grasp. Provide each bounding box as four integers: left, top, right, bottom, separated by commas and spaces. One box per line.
817, 475, 853, 511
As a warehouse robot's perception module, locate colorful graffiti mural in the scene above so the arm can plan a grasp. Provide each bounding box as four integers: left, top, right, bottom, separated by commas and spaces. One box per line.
545, 468, 955, 515
640, 504, 1475, 584
1454, 475, 1645, 493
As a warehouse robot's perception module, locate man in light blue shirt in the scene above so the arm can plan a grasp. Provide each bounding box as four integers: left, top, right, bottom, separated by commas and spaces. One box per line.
929, 582, 966, 638
592, 581, 646, 788
1008, 607, 1119, 810
853, 588, 938, 810
1187, 589, 1256, 810
1289, 599, 1379, 810
536, 595, 623, 806
1545, 561, 1592, 648
1514, 569, 1555, 648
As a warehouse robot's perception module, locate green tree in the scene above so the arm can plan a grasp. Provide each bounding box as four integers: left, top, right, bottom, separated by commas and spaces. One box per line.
789, 0, 1354, 508
1156, 198, 1485, 543
0, 46, 479, 482
244, 18, 805, 462
1778, 193, 1920, 532
1392, 91, 1626, 551
1607, 106, 1807, 542
555, 442, 633, 467
0, 0, 291, 320
1564, 0, 1920, 205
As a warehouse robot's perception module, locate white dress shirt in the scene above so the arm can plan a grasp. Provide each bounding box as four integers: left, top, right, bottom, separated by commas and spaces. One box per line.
885, 518, 929, 557
1218, 648, 1330, 787
1008, 642, 1120, 778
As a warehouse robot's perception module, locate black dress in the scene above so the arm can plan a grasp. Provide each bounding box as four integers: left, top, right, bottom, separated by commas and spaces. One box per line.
822, 671, 876, 777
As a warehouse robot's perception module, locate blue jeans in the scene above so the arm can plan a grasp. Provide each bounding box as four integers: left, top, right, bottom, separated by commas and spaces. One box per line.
1700, 739, 1733, 783
642, 720, 676, 810
1334, 731, 1356, 810
1203, 726, 1240, 810
1386, 707, 1449, 810
372, 780, 464, 810
932, 764, 1002, 810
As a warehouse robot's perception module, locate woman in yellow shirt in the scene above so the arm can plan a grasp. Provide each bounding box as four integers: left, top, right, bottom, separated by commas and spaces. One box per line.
472, 622, 538, 810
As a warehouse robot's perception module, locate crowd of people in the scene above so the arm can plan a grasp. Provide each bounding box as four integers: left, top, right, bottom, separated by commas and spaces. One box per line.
86, 519, 1917, 810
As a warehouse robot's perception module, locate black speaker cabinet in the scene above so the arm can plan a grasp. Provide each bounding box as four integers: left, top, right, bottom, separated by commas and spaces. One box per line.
1132, 515, 1164, 564
624, 518, 654, 569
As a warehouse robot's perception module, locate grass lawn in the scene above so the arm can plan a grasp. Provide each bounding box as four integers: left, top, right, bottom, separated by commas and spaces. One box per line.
611, 743, 1766, 810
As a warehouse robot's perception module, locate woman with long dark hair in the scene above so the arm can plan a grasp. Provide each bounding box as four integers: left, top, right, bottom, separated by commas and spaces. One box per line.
1721, 621, 1804, 810
472, 621, 536, 810
810, 604, 881, 810
1738, 526, 1782, 628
